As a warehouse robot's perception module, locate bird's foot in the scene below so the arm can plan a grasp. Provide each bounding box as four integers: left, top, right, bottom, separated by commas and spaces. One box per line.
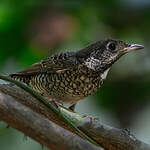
83, 114, 99, 123
49, 98, 60, 109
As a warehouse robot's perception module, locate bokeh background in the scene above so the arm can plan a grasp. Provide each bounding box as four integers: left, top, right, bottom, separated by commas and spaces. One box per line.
0, 0, 150, 149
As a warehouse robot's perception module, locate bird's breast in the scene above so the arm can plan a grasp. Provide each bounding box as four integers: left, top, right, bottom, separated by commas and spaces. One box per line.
29, 68, 105, 104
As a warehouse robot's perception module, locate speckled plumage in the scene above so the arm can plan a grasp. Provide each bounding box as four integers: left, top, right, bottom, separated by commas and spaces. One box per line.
10, 39, 144, 108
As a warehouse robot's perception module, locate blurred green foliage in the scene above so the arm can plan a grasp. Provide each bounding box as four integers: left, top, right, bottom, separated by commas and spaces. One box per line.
0, 0, 150, 149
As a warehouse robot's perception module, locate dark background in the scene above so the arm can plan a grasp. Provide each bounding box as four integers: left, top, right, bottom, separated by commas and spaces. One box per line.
0, 0, 150, 149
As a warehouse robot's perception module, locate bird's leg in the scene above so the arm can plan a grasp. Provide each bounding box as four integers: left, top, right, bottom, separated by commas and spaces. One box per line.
41, 93, 60, 109
69, 103, 77, 111
49, 98, 60, 108
83, 114, 99, 123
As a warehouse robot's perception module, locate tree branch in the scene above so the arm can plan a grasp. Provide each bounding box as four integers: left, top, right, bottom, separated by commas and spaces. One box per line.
0, 84, 149, 150
0, 75, 97, 145
0, 91, 101, 150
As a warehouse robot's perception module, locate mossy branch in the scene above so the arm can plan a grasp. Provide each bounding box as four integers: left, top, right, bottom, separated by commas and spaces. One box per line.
0, 75, 149, 150
0, 75, 98, 145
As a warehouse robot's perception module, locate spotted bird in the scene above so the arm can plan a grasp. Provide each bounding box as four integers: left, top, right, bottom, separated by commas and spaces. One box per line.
10, 39, 144, 110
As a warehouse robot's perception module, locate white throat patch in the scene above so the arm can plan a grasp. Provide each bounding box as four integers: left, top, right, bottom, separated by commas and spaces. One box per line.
85, 57, 101, 70
101, 68, 110, 80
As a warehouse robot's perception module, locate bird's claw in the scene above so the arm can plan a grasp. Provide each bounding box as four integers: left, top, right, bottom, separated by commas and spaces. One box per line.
83, 114, 99, 123
49, 98, 60, 109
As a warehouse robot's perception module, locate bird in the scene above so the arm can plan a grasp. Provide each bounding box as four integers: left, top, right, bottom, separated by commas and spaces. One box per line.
9, 39, 144, 111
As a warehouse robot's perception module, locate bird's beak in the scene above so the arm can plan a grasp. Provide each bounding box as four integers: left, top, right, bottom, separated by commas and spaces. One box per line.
120, 43, 144, 53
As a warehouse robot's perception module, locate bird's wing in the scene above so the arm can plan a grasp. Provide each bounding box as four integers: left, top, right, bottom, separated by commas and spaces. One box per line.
17, 52, 78, 75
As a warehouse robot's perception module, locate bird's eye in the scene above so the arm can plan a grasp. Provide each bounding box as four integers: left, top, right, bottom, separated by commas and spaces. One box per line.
108, 43, 116, 50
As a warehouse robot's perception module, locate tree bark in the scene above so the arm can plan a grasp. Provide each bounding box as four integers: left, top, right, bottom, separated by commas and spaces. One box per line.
0, 92, 101, 150
0, 84, 149, 150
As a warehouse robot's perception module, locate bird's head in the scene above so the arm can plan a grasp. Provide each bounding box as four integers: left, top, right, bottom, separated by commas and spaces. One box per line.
77, 39, 144, 72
